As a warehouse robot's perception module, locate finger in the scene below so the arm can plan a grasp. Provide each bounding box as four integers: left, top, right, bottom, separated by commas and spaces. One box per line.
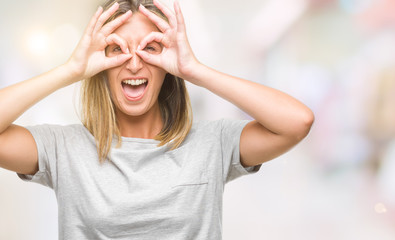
139, 4, 169, 33
138, 32, 166, 50
174, 1, 186, 34
93, 2, 120, 34
136, 49, 161, 67
106, 33, 129, 54
152, 0, 177, 28
101, 10, 132, 36
104, 53, 133, 69
84, 6, 103, 37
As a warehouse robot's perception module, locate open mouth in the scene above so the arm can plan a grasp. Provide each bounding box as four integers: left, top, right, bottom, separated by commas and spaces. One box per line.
122, 79, 148, 100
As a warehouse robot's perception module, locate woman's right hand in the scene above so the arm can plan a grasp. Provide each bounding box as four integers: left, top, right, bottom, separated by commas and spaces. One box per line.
66, 2, 133, 81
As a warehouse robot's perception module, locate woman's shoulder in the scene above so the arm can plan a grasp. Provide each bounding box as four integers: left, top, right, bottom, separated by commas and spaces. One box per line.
27, 123, 84, 132
192, 119, 221, 129
190, 119, 224, 136
188, 118, 247, 141
192, 118, 249, 133
26, 123, 94, 142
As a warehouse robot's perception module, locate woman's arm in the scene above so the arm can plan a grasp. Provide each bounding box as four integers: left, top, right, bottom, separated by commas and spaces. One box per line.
0, 65, 82, 175
184, 64, 314, 167
0, 3, 133, 174
137, 0, 314, 167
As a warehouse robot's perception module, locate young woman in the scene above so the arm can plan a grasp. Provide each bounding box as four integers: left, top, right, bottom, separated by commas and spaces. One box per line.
0, 0, 314, 239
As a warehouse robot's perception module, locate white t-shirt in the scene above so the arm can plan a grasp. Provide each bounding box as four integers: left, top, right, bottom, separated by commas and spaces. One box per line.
18, 119, 261, 240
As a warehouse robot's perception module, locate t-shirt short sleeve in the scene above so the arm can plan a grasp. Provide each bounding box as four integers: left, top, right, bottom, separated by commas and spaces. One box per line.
220, 119, 261, 183
17, 125, 60, 189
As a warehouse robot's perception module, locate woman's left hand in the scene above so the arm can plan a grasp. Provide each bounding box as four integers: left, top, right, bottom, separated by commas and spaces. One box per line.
136, 0, 199, 81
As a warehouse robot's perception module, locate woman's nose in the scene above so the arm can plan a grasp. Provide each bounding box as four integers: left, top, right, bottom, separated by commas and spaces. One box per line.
126, 51, 143, 73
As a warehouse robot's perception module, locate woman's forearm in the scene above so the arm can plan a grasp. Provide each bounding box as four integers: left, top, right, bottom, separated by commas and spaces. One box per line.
187, 63, 314, 138
0, 64, 79, 133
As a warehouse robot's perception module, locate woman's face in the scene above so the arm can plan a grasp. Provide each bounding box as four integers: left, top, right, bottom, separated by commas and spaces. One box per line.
106, 12, 166, 119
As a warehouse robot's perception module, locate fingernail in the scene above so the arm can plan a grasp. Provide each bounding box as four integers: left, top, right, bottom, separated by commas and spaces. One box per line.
137, 45, 141, 50
126, 48, 130, 54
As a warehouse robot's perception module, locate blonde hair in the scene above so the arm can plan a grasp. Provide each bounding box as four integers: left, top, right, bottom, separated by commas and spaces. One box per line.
81, 0, 192, 162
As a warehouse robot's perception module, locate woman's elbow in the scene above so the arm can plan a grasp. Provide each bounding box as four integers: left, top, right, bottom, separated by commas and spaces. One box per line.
288, 108, 315, 142
295, 108, 315, 140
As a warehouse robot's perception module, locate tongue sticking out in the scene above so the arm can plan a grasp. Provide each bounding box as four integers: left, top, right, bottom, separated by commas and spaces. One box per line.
123, 83, 146, 99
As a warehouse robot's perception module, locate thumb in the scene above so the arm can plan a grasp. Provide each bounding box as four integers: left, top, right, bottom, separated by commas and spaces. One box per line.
104, 53, 132, 69
136, 50, 161, 67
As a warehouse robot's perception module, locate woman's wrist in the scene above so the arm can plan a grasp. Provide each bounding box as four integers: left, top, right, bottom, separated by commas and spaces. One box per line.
53, 62, 84, 87
62, 60, 87, 83
180, 60, 207, 87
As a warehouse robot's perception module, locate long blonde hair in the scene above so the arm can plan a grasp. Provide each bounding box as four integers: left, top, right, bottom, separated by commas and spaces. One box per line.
81, 0, 192, 162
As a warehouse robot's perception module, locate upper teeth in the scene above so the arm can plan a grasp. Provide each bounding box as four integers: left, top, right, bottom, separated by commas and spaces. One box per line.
123, 79, 147, 86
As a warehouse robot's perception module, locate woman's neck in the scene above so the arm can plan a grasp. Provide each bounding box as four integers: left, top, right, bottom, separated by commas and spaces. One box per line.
116, 104, 163, 139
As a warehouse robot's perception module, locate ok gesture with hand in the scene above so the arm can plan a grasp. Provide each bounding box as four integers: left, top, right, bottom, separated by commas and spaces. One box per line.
67, 2, 133, 81
136, 0, 199, 82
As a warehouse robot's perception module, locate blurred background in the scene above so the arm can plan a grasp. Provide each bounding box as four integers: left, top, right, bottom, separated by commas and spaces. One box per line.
1, 0, 395, 239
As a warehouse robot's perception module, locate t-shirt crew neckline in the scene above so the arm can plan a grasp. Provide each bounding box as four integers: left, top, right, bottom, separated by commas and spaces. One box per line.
120, 136, 160, 144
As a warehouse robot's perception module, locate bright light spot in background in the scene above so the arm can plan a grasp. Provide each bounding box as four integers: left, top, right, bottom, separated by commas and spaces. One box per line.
374, 203, 388, 214
27, 31, 50, 56
22, 24, 81, 68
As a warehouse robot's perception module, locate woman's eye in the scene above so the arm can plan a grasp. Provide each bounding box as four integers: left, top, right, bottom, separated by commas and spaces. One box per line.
105, 45, 122, 56
144, 46, 156, 52
113, 46, 122, 52
143, 43, 162, 54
